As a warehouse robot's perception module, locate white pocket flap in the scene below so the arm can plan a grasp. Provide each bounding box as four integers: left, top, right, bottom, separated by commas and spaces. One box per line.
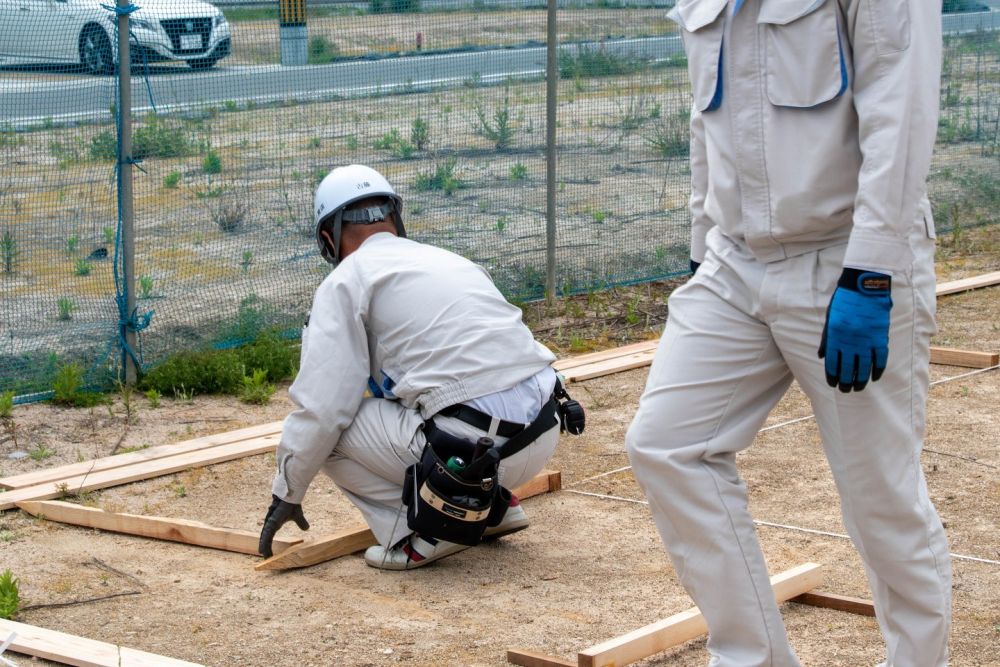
669, 0, 729, 32
758, 0, 827, 26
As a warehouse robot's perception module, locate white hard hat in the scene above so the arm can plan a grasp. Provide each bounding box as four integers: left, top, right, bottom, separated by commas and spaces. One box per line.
313, 164, 406, 264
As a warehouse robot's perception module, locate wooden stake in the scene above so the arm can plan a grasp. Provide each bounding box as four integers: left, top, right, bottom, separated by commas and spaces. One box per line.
0, 617, 203, 666
935, 270, 1000, 296
16, 500, 301, 556
255, 469, 562, 571
929, 346, 999, 369
0, 421, 282, 491
790, 591, 876, 617
576, 562, 823, 667
0, 435, 279, 511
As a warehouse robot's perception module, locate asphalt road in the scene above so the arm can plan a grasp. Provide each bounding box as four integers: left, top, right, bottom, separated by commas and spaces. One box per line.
2, 10, 998, 126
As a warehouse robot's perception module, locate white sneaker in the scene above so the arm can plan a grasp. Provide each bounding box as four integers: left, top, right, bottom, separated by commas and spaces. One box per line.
482, 497, 529, 540
364, 534, 469, 570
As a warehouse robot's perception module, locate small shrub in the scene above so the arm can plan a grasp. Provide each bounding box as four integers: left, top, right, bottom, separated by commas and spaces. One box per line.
57, 297, 76, 321
139, 274, 154, 298
509, 162, 528, 181
66, 235, 80, 255
28, 444, 54, 461
133, 116, 196, 159
236, 330, 298, 382
496, 217, 508, 233
306, 137, 321, 149
410, 117, 430, 150
163, 171, 181, 189
103, 226, 116, 246
239, 368, 276, 405
2, 230, 17, 273
473, 91, 515, 150
89, 130, 117, 161
73, 258, 92, 276
0, 569, 21, 620
646, 109, 691, 159
308, 35, 341, 64
414, 158, 464, 195
51, 363, 102, 407
240, 249, 254, 272
558, 46, 645, 79
140, 349, 244, 396
345, 134, 358, 151
202, 150, 222, 174
373, 128, 415, 159
145, 388, 161, 408
0, 390, 13, 419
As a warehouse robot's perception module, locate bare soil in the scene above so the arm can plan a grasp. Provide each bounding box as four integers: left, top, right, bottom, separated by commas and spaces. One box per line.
1, 224, 998, 667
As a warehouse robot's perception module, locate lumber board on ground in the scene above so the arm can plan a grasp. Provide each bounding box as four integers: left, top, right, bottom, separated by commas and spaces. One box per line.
506, 649, 577, 667
560, 348, 657, 384
935, 270, 1000, 296
0, 618, 203, 667
552, 340, 658, 372
0, 435, 279, 511
791, 591, 876, 617
15, 500, 301, 556
0, 421, 283, 491
255, 469, 562, 571
576, 562, 824, 667
929, 346, 1000, 369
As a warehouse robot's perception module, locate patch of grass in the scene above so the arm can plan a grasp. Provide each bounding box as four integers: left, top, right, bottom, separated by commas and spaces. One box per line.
141, 349, 244, 397
103, 226, 116, 246
559, 46, 646, 79
163, 171, 181, 189
308, 35, 341, 64
28, 444, 54, 461
509, 162, 528, 181
2, 230, 18, 273
646, 108, 691, 158
133, 116, 200, 159
145, 388, 161, 408
373, 128, 415, 159
139, 275, 154, 299
239, 368, 276, 405
202, 150, 223, 174
415, 158, 464, 195
0, 390, 13, 419
57, 297, 76, 321
89, 130, 117, 161
411, 117, 430, 150
51, 363, 103, 407
0, 569, 21, 620
66, 235, 80, 255
73, 258, 92, 276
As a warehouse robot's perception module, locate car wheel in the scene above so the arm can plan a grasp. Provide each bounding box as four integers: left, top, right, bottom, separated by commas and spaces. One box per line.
80, 28, 114, 76
188, 58, 218, 71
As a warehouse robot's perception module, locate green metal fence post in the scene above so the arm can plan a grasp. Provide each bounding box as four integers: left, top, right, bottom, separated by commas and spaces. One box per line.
117, 0, 137, 384
545, 0, 558, 305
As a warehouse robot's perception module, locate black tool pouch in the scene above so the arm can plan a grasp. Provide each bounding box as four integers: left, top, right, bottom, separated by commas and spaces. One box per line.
402, 424, 502, 546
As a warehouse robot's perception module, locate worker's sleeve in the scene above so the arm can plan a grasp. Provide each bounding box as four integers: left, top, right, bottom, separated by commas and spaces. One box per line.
689, 102, 712, 264
271, 274, 370, 504
842, 0, 941, 274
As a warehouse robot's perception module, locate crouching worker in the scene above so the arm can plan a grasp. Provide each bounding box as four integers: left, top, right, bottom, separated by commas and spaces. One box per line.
258, 164, 581, 570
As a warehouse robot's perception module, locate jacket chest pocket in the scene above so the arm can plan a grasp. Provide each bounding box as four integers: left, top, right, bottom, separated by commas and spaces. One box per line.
668, 0, 728, 113
759, 0, 847, 108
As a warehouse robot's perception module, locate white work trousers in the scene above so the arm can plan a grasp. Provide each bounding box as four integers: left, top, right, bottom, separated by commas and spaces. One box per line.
322, 398, 559, 548
625, 228, 951, 667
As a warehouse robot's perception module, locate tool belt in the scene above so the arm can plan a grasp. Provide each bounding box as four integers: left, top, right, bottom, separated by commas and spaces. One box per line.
402, 396, 562, 546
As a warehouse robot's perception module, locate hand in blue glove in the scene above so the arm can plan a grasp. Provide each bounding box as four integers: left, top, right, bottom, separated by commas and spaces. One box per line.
818, 268, 892, 393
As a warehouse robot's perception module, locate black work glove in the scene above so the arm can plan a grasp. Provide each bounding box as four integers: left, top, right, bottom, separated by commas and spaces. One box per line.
690, 259, 701, 275
258, 494, 310, 558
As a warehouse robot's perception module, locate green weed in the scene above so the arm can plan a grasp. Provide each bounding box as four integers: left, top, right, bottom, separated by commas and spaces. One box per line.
2, 230, 17, 273
139, 275, 154, 298
411, 117, 430, 150
308, 35, 341, 64
145, 388, 161, 408
239, 368, 276, 405
103, 226, 116, 246
57, 297, 76, 321
509, 162, 528, 181
73, 258, 92, 276
66, 235, 80, 255
415, 158, 464, 195
202, 150, 223, 174
28, 444, 54, 461
0, 569, 21, 620
163, 171, 181, 189
0, 390, 13, 419
473, 90, 515, 150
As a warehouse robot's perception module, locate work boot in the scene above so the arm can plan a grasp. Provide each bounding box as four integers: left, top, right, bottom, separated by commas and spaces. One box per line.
482, 494, 529, 540
364, 534, 468, 570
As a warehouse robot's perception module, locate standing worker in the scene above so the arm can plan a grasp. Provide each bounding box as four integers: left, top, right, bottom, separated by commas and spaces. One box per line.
258, 164, 577, 570
626, 2, 950, 666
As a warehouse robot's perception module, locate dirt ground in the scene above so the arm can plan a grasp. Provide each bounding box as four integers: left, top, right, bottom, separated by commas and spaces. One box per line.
1, 225, 998, 667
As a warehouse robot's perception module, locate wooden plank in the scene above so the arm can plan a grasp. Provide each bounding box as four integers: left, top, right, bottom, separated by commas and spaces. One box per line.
929, 346, 999, 369
15, 500, 301, 556
255, 469, 562, 571
0, 421, 283, 490
576, 562, 824, 667
0, 618, 203, 667
561, 348, 657, 384
0, 435, 279, 511
553, 340, 658, 372
507, 649, 577, 667
935, 270, 1000, 296
791, 591, 876, 617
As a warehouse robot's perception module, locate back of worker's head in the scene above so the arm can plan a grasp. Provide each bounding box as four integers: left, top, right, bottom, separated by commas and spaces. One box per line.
313, 164, 406, 265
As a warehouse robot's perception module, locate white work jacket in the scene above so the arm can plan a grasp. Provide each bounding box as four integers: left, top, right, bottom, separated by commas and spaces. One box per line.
272, 233, 556, 503
669, 0, 942, 275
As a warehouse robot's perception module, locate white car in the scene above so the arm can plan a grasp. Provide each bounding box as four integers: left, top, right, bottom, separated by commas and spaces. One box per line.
0, 0, 232, 74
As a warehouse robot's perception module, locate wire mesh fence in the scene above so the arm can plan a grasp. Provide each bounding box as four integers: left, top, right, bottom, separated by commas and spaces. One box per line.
1, 2, 999, 399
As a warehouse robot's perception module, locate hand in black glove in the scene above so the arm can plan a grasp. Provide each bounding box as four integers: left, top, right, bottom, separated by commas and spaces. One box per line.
690, 259, 701, 275
258, 494, 310, 558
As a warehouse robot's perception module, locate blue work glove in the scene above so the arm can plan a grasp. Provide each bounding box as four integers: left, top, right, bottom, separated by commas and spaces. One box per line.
818, 268, 892, 393
258, 494, 310, 558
